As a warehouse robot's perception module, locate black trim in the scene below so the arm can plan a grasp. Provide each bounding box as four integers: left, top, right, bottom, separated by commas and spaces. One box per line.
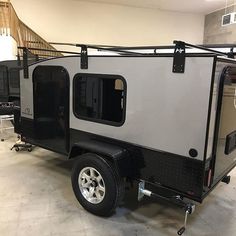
73, 73, 127, 127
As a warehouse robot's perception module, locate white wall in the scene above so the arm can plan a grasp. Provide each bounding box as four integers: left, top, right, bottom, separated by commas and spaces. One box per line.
0, 34, 17, 61
11, 0, 204, 48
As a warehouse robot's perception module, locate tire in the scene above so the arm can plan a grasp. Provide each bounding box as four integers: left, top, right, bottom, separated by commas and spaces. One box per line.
71, 153, 125, 216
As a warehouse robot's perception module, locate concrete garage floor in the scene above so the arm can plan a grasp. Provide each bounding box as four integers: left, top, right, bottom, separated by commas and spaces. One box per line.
0, 130, 236, 236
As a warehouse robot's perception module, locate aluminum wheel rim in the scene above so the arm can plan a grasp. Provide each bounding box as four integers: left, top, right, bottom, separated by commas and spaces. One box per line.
78, 167, 106, 204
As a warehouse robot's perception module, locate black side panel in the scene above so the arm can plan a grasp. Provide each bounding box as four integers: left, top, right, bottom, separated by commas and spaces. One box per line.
70, 129, 204, 201
140, 149, 204, 198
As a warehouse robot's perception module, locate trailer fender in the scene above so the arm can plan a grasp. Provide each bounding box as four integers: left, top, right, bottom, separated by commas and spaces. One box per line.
68, 140, 130, 177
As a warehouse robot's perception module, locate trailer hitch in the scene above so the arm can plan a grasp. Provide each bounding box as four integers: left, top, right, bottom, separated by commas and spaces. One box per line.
138, 180, 195, 235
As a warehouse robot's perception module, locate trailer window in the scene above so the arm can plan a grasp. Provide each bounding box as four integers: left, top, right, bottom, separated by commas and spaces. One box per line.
9, 68, 20, 89
73, 74, 126, 126
0, 66, 8, 95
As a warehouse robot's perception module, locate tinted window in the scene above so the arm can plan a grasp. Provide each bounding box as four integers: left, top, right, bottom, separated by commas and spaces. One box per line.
0, 66, 8, 95
9, 68, 20, 89
74, 74, 126, 126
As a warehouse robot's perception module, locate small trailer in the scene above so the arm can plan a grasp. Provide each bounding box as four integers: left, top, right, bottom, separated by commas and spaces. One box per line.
0, 52, 40, 115
0, 51, 39, 107
14, 41, 236, 234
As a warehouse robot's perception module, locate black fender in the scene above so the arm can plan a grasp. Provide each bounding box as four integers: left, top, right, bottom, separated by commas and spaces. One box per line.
68, 140, 131, 177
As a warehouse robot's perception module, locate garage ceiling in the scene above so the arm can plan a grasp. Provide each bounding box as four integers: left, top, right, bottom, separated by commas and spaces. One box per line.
74, 0, 235, 13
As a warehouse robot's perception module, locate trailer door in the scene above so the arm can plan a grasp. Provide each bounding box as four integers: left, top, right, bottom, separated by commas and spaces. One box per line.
213, 66, 236, 182
33, 66, 69, 153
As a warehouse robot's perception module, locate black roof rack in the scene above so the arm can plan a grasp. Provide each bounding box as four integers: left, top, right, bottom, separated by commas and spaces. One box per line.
50, 41, 236, 56
19, 41, 236, 58
18, 41, 236, 77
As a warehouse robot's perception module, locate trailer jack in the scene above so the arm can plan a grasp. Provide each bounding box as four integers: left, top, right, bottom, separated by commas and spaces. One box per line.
177, 203, 195, 235
138, 180, 195, 235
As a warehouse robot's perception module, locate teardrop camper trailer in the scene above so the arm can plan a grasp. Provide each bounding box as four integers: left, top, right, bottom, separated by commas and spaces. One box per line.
13, 41, 236, 234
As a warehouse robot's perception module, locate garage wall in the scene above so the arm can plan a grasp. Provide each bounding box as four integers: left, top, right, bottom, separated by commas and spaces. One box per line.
11, 0, 204, 48
204, 4, 236, 44
0, 35, 17, 61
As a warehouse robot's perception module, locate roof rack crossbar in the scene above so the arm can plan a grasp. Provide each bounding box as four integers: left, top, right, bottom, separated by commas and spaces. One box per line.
75, 44, 145, 55
49, 42, 118, 48
18, 46, 81, 55
174, 41, 229, 57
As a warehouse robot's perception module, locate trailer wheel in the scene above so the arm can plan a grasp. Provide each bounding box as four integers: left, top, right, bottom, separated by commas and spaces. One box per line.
71, 153, 124, 216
